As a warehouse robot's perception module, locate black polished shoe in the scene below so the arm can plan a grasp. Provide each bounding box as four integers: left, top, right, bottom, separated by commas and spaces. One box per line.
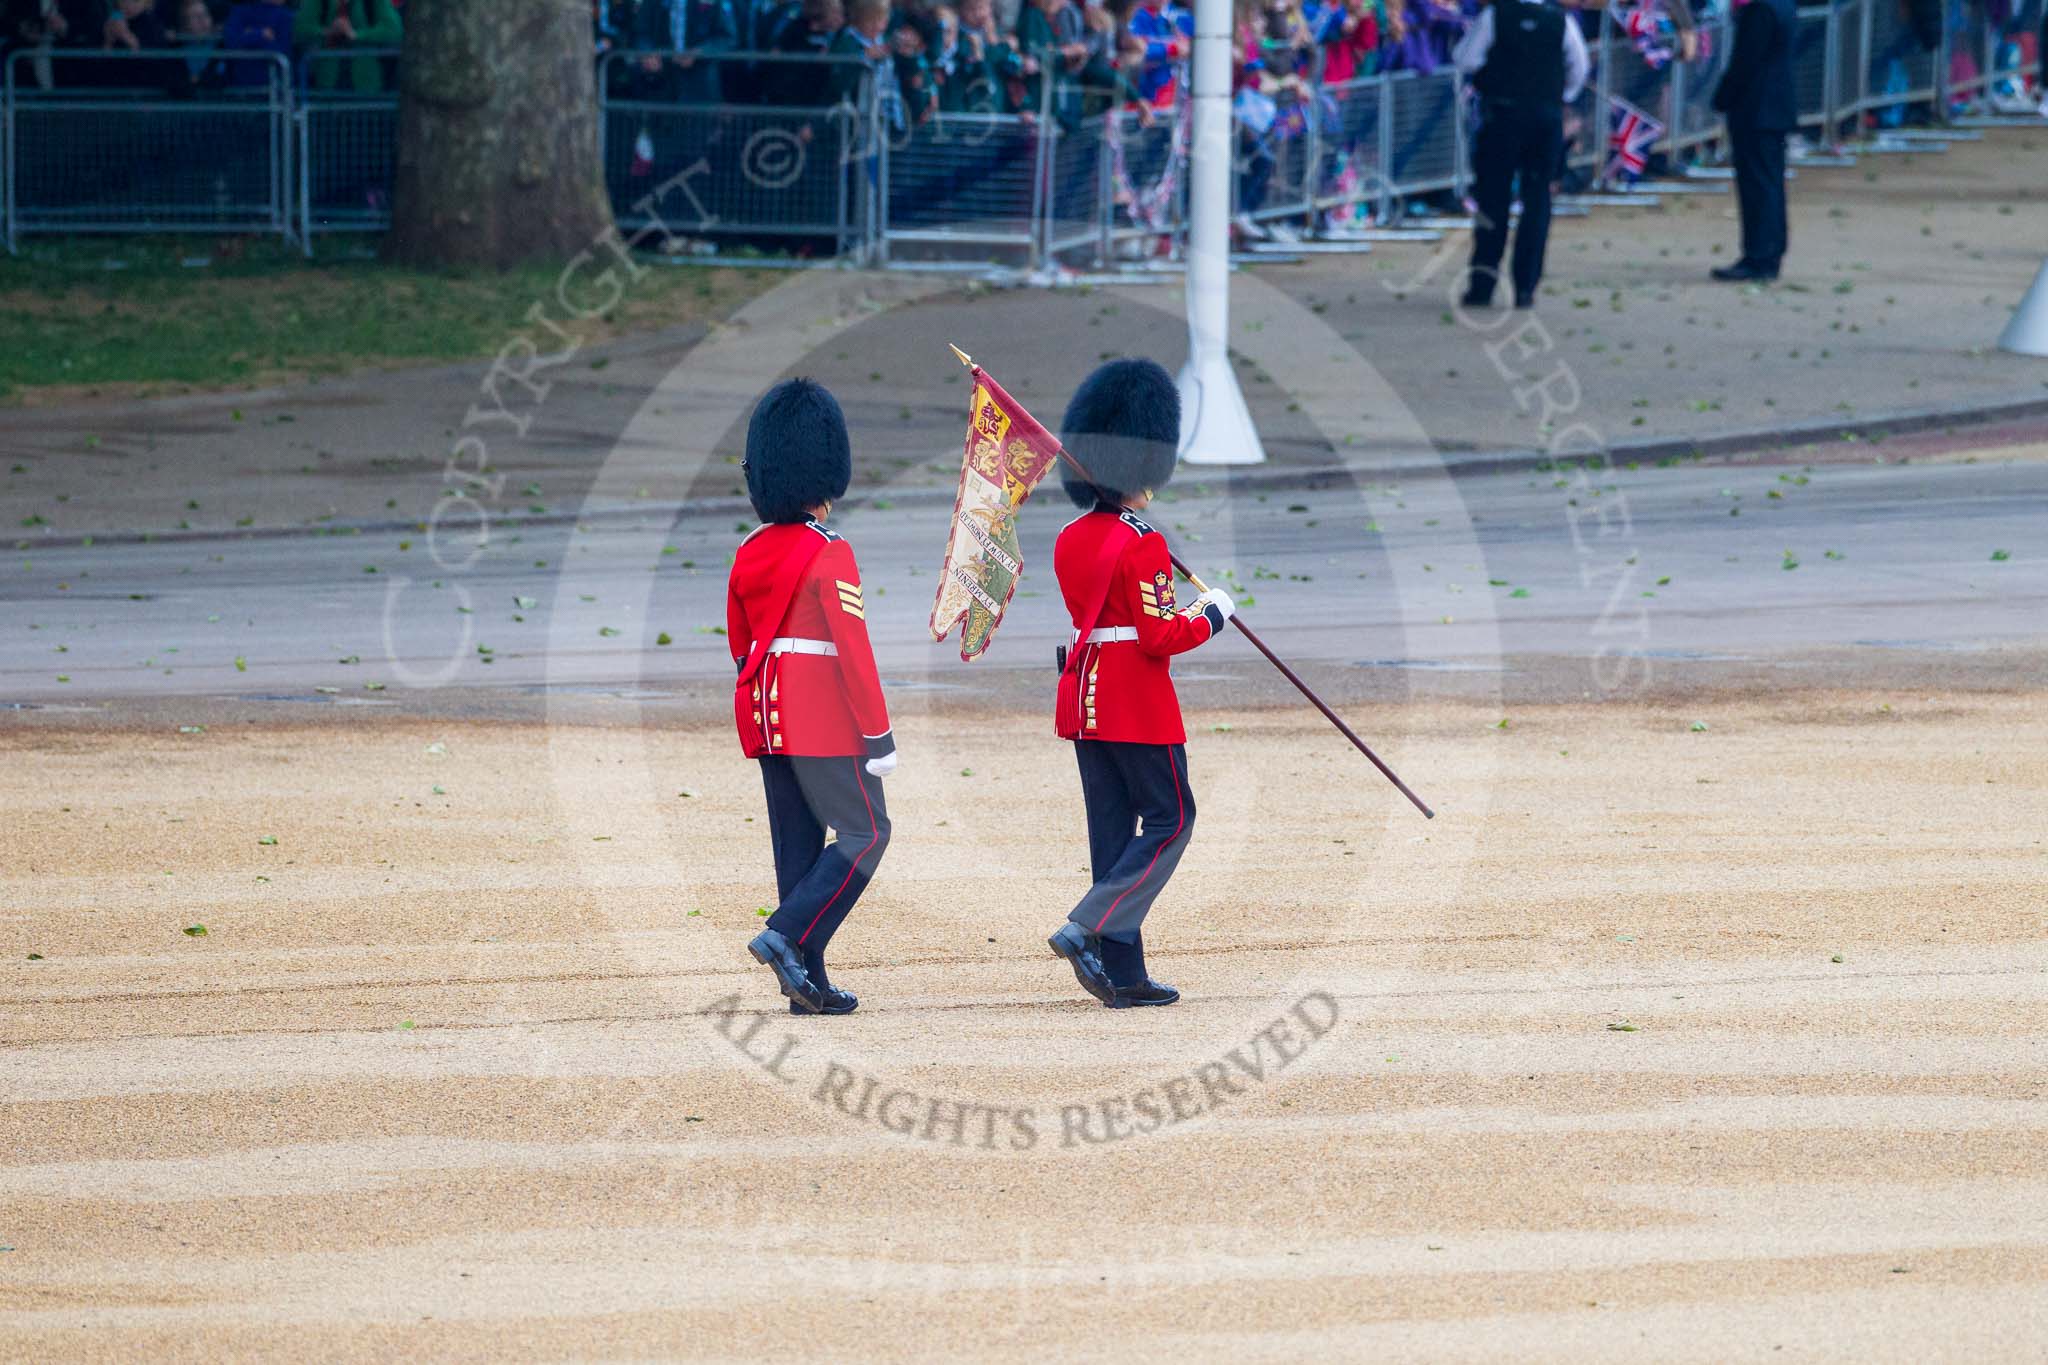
792, 986, 858, 1016
1048, 923, 1116, 1005
1459, 287, 1494, 310
1710, 261, 1778, 283
747, 929, 824, 1013
1514, 290, 1536, 309
1108, 979, 1181, 1009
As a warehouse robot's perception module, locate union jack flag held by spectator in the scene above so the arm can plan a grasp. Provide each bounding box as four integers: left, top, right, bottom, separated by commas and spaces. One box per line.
1616, 0, 1676, 67
1607, 96, 1664, 182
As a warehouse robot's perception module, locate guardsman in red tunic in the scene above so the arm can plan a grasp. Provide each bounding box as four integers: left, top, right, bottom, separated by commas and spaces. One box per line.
729, 379, 896, 1015
1046, 358, 1235, 1008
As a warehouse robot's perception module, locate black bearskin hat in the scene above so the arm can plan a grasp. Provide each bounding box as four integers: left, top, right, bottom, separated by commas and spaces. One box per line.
744, 377, 853, 524
1057, 357, 1181, 509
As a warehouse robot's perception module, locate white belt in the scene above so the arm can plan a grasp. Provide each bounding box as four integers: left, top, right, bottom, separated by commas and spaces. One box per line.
767, 636, 838, 656
1079, 626, 1139, 644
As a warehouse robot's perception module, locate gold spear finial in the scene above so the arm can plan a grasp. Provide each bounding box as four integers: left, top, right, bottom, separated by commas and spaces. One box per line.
948, 343, 974, 368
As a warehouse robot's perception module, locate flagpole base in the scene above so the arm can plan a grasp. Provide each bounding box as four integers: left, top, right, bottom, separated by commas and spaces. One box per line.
1177, 349, 1266, 466
1998, 259, 2048, 358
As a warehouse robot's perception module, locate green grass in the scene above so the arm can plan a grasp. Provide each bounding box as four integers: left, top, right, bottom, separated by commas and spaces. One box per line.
0, 236, 771, 402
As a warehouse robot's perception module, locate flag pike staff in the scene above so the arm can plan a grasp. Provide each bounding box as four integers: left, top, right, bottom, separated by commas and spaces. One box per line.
948, 343, 1435, 821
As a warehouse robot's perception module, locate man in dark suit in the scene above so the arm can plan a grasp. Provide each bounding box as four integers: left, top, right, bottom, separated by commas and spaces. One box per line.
1710, 0, 1796, 282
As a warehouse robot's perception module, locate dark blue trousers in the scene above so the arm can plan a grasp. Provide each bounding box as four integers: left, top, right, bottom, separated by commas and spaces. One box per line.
1728, 121, 1788, 271
759, 756, 890, 970
1068, 740, 1196, 947
1469, 98, 1563, 301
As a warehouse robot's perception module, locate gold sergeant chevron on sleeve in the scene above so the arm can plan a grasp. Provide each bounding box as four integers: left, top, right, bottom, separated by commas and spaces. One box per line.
836, 578, 866, 620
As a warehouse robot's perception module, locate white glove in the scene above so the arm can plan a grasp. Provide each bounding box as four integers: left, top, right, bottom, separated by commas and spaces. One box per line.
865, 751, 899, 778
1196, 586, 1236, 623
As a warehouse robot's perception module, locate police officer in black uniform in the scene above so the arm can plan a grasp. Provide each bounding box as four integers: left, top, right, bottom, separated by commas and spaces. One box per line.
1710, 0, 1797, 283
1455, 0, 1590, 310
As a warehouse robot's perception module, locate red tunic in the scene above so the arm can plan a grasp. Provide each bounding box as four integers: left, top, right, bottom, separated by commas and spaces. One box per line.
726, 519, 893, 760
1053, 507, 1224, 745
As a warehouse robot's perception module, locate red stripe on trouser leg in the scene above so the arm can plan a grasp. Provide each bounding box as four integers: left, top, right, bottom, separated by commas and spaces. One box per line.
799, 762, 880, 946
1094, 746, 1186, 934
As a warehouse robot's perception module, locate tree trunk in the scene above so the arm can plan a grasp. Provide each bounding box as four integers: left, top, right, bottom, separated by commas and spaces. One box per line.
389, 0, 615, 269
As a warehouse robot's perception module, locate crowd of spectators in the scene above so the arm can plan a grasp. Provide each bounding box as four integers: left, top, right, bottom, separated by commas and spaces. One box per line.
1, 0, 401, 91
8, 0, 2033, 122
0, 0, 403, 91
597, 0, 1533, 119
4, 0, 2036, 248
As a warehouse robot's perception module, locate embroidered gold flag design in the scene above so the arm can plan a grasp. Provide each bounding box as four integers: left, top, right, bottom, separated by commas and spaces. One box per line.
927, 363, 1066, 661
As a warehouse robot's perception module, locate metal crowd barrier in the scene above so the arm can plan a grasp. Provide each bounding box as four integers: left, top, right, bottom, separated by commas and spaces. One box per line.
1563, 39, 1605, 182
1044, 110, 1110, 264
1937, 0, 2041, 119
880, 108, 1046, 266
1601, 13, 1676, 184
1314, 73, 1389, 225
1230, 49, 1327, 231
1794, 5, 1838, 137
1100, 103, 1185, 264
1669, 14, 1737, 158
3, 48, 294, 251
297, 48, 401, 241
601, 49, 875, 263
1855, 0, 1941, 123
1, 3, 2043, 262
1977, 0, 2045, 113
1385, 68, 1466, 208
1945, 0, 1994, 111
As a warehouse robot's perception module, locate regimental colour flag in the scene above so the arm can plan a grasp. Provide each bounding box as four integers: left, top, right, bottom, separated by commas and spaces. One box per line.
1606, 96, 1665, 183
928, 360, 1067, 661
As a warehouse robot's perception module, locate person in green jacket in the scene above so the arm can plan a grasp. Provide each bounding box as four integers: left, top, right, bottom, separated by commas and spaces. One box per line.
296, 0, 401, 94
823, 0, 889, 108
942, 0, 1026, 113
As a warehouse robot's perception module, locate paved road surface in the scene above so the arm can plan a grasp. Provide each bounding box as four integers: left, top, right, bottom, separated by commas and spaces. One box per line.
6, 447, 2043, 715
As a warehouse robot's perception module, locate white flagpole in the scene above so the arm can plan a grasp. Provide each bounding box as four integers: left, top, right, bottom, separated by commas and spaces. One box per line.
1177, 0, 1268, 465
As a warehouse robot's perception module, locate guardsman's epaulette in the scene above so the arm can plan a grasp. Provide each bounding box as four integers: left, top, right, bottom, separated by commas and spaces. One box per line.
1118, 509, 1156, 537
804, 517, 843, 543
